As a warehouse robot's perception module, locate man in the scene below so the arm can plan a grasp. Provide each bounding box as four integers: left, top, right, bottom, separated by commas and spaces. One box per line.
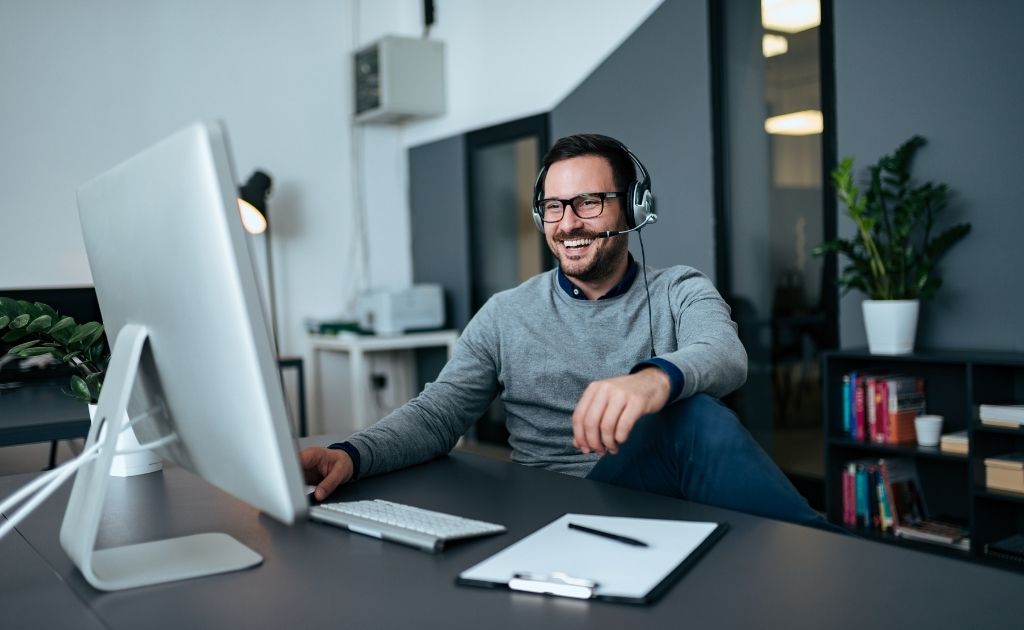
302, 134, 826, 529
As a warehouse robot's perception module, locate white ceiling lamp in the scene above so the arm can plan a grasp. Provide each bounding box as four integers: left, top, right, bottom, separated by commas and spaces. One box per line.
761, 0, 821, 34
765, 110, 823, 135
762, 34, 789, 57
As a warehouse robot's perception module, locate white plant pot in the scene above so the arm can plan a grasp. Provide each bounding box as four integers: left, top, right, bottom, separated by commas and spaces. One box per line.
88, 404, 163, 477
862, 299, 919, 355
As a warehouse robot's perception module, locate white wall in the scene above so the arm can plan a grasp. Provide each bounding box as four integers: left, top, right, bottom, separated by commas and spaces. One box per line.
0, 0, 357, 358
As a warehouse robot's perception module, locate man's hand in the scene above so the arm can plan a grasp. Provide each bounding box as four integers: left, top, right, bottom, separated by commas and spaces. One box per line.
572, 368, 671, 456
300, 447, 354, 501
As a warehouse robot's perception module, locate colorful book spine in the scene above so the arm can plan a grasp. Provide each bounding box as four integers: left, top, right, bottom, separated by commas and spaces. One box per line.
842, 464, 854, 526
856, 464, 869, 527
842, 374, 852, 436
854, 375, 866, 441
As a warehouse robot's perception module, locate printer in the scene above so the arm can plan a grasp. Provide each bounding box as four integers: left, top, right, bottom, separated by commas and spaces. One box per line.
355, 284, 445, 335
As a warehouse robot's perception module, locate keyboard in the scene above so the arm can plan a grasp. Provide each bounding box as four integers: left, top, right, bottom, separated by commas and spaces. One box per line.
309, 499, 506, 552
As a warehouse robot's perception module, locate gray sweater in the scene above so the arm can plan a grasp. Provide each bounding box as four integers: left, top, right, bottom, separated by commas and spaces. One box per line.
346, 264, 747, 479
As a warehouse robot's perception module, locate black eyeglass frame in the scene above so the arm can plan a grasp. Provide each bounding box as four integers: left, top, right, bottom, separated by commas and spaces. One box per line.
535, 191, 626, 223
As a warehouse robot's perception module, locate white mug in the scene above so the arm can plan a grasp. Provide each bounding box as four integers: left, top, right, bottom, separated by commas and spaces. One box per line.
915, 414, 944, 447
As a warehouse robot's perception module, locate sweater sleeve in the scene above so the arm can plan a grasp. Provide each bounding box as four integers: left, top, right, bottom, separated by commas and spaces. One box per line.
343, 297, 502, 479
656, 267, 747, 400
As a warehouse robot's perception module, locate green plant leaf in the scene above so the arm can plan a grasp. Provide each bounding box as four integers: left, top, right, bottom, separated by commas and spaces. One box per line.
16, 300, 40, 320
70, 375, 91, 401
0, 314, 9, 329
86, 324, 106, 347
34, 302, 58, 320
18, 347, 61, 358
9, 339, 40, 353
9, 313, 30, 329
48, 316, 75, 336
0, 296, 18, 317
68, 321, 102, 346
26, 314, 52, 333
3, 329, 29, 342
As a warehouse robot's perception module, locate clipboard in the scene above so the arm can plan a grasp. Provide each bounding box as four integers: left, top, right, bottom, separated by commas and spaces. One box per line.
457, 513, 726, 604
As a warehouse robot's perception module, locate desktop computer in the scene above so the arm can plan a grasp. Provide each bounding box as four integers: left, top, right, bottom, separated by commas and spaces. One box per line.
64, 121, 307, 590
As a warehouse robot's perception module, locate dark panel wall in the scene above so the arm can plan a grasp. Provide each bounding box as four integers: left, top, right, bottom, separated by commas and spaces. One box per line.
408, 136, 472, 390
408, 135, 472, 330
835, 0, 1024, 351
551, 0, 716, 278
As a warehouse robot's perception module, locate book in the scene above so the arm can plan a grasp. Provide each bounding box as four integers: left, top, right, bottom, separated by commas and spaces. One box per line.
882, 376, 926, 444
980, 418, 1023, 429
939, 430, 968, 455
984, 453, 1024, 493
878, 458, 926, 527
979, 404, 1024, 424
842, 463, 857, 527
895, 521, 970, 550
841, 374, 852, 436
984, 534, 1024, 564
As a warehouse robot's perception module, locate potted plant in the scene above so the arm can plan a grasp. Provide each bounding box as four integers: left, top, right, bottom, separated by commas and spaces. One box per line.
0, 297, 161, 475
0, 297, 108, 402
814, 136, 971, 355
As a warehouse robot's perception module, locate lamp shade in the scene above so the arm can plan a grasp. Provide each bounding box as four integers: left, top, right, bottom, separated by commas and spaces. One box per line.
238, 171, 272, 234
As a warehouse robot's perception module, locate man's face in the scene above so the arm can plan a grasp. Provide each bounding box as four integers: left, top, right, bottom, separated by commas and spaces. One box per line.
542, 155, 630, 284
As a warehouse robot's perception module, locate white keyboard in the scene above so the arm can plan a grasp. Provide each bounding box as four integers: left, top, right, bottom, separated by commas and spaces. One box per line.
309, 499, 506, 552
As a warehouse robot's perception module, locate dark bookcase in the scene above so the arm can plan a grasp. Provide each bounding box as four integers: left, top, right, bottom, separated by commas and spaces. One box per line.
822, 348, 1024, 569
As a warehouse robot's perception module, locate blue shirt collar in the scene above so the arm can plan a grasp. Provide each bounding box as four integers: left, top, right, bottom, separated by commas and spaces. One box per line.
557, 253, 638, 300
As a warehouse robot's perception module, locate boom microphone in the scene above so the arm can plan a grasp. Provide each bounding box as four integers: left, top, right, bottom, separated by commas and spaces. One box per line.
595, 213, 658, 239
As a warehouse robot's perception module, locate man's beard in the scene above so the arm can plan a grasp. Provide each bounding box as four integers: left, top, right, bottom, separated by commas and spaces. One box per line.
553, 228, 630, 283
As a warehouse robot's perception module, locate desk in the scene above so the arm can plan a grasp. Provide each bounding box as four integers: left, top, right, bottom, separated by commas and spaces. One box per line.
2, 443, 1023, 629
0, 380, 91, 468
306, 330, 458, 433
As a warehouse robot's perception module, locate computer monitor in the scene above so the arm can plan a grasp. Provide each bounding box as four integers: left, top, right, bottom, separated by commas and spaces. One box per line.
62, 121, 306, 591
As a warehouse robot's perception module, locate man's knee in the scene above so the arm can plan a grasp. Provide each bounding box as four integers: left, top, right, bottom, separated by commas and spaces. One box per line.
661, 393, 747, 452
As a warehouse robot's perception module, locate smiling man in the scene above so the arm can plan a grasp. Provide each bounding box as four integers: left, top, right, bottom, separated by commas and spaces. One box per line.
302, 134, 830, 529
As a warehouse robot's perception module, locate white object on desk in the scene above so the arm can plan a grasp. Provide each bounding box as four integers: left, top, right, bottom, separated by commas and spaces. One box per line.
458, 513, 724, 603
306, 330, 458, 434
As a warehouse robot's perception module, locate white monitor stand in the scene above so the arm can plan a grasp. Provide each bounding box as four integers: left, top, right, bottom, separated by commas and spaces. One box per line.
60, 324, 262, 591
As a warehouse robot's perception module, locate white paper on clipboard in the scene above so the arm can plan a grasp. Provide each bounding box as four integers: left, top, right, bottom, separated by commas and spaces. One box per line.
457, 513, 721, 602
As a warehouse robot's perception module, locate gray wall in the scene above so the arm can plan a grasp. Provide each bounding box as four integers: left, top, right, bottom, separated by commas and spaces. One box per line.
551, 0, 716, 277
835, 0, 1024, 351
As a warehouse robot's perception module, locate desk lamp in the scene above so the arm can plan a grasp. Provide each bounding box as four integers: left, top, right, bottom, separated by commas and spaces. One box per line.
238, 171, 278, 353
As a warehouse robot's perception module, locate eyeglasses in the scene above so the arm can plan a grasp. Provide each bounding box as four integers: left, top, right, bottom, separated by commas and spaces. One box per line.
536, 192, 625, 223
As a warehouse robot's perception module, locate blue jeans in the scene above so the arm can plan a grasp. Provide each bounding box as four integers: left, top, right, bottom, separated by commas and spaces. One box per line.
586, 393, 833, 530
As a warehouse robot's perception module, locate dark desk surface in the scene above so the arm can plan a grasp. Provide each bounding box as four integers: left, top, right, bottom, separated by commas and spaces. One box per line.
3, 449, 1024, 629
0, 380, 90, 446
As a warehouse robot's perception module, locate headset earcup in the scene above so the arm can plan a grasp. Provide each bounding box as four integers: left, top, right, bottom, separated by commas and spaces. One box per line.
625, 182, 639, 228
532, 208, 544, 232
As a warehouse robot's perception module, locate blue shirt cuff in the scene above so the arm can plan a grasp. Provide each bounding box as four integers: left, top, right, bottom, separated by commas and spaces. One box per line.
631, 358, 685, 404
328, 441, 362, 481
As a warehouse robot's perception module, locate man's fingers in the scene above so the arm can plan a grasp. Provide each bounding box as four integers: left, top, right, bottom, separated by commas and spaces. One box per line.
614, 400, 646, 445
315, 464, 345, 501
600, 396, 628, 454
581, 389, 610, 454
572, 386, 597, 453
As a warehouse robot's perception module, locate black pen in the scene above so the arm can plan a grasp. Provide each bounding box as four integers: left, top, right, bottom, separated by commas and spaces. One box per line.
568, 522, 649, 547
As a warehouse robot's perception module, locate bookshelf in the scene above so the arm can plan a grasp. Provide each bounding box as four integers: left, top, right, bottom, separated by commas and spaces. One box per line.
823, 348, 1024, 570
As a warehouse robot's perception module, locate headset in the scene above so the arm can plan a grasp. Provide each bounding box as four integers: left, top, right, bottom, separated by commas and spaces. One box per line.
531, 138, 657, 236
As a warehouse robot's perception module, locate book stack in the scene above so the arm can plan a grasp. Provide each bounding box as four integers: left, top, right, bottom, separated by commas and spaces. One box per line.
939, 430, 969, 455
841, 372, 926, 444
840, 457, 969, 550
985, 534, 1024, 565
984, 453, 1024, 494
979, 404, 1024, 429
